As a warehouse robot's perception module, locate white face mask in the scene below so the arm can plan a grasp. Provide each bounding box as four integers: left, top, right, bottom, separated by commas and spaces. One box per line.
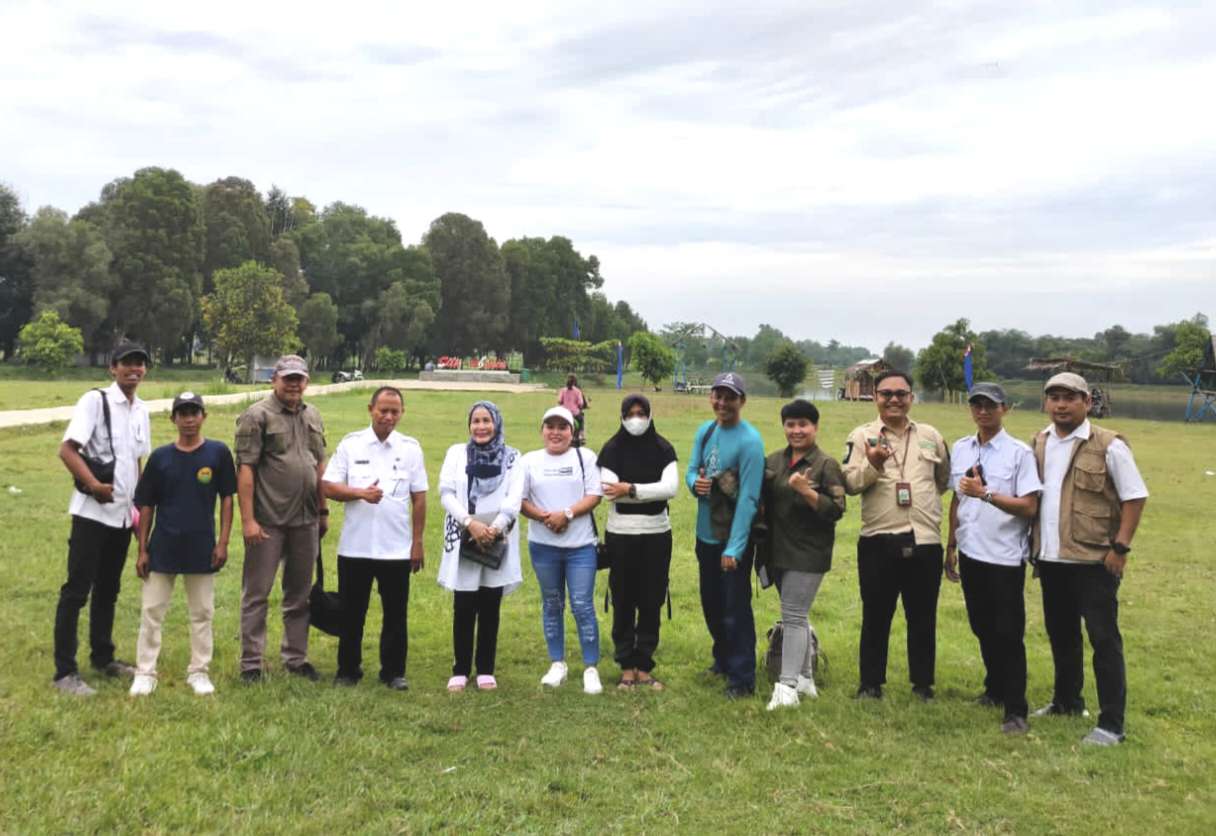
622, 416, 651, 436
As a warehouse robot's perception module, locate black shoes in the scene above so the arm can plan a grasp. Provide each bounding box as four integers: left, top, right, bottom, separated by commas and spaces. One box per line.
854, 685, 883, 700
240, 669, 264, 684
287, 662, 321, 682
912, 685, 935, 702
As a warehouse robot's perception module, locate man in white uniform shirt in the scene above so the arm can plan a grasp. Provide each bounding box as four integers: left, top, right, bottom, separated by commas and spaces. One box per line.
946, 383, 1042, 735
1030, 372, 1147, 746
53, 341, 152, 695
322, 387, 427, 690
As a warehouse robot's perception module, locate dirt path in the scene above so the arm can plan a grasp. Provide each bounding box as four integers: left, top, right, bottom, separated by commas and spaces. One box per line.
0, 379, 549, 429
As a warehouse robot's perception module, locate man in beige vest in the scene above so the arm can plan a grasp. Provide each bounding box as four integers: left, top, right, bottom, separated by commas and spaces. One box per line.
1031, 372, 1147, 746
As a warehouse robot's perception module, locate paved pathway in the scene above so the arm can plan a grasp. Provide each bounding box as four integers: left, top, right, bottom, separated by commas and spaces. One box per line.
0, 379, 548, 429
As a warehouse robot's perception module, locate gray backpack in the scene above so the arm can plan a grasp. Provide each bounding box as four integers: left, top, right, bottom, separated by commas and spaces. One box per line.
764, 621, 826, 684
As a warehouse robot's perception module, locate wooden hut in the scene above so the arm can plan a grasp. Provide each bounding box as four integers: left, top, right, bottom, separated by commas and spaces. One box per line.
842, 358, 890, 401
1026, 357, 1123, 418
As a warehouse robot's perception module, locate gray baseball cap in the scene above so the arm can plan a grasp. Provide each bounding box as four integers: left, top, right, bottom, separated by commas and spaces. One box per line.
273, 354, 310, 379
968, 382, 1007, 405
1044, 372, 1089, 395
711, 371, 746, 396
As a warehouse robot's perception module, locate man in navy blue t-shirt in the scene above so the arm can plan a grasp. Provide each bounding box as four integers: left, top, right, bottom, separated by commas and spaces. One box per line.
130, 393, 236, 696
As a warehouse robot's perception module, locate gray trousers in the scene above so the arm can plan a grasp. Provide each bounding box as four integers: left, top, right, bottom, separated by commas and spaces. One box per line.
240, 524, 318, 672
776, 569, 825, 687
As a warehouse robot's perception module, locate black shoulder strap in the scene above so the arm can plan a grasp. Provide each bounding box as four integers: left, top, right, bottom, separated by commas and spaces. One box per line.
700, 421, 717, 471
575, 448, 599, 538
93, 388, 114, 461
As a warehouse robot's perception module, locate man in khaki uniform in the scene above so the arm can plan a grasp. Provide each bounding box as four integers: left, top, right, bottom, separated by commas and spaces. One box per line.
843, 369, 950, 700
1030, 372, 1147, 746
236, 355, 329, 682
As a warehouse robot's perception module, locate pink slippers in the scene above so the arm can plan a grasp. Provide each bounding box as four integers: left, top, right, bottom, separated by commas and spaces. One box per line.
476, 675, 497, 691
447, 675, 468, 692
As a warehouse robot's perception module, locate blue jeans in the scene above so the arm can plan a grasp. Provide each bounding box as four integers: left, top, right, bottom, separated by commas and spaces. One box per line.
696, 539, 756, 690
529, 542, 600, 665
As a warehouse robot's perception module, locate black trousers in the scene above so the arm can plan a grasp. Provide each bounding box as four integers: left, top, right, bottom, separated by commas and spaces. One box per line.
696, 539, 756, 690
1039, 561, 1126, 734
606, 530, 673, 673
54, 515, 132, 680
452, 586, 504, 677
857, 535, 943, 690
959, 553, 1028, 719
337, 556, 410, 682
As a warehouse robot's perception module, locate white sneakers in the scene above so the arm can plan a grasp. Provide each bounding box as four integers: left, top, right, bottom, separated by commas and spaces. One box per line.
767, 682, 800, 711
541, 661, 568, 688
129, 672, 215, 696
539, 662, 603, 694
187, 672, 215, 696
795, 675, 819, 698
129, 674, 157, 697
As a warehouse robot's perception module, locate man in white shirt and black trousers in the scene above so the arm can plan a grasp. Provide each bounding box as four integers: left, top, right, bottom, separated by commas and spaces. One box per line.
53, 341, 152, 695
322, 386, 427, 690
1030, 372, 1148, 747
946, 382, 1042, 735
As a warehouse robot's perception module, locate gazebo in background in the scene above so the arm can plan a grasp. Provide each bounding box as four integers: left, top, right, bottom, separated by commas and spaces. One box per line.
841, 358, 890, 401
1026, 357, 1123, 418
1182, 336, 1216, 423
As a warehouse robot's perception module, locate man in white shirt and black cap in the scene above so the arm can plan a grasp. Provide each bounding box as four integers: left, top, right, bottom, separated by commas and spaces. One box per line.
53, 340, 152, 695
946, 382, 1042, 734
1030, 372, 1148, 746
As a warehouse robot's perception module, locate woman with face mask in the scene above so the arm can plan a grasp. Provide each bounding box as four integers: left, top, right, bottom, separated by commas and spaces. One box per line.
437, 401, 524, 692
597, 395, 679, 689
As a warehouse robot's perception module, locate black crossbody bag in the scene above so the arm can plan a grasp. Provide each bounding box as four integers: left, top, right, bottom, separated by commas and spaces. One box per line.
73, 388, 116, 494
572, 447, 610, 570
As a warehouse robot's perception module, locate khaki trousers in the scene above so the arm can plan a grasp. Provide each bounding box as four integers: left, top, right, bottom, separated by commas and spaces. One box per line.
136, 571, 215, 676
239, 524, 318, 672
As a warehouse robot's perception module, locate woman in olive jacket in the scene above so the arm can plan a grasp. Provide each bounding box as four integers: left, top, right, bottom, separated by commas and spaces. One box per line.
762, 399, 846, 711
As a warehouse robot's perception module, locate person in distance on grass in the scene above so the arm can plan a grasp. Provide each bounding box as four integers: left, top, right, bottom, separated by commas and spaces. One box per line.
437, 401, 524, 692
53, 340, 153, 696
686, 372, 765, 699
944, 383, 1041, 734
129, 393, 236, 697
557, 373, 590, 446
761, 399, 846, 711
842, 369, 950, 702
235, 355, 329, 683
322, 386, 427, 691
1030, 372, 1147, 747
597, 394, 679, 690
520, 406, 605, 694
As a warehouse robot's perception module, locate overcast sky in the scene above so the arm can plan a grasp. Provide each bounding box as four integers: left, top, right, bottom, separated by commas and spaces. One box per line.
3, 0, 1213, 351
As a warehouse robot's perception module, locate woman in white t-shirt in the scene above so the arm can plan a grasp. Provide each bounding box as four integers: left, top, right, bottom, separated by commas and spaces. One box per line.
438, 401, 524, 692
520, 406, 605, 694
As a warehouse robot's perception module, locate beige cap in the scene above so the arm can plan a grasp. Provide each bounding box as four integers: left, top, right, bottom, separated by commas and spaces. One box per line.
1044, 372, 1089, 395
273, 354, 310, 379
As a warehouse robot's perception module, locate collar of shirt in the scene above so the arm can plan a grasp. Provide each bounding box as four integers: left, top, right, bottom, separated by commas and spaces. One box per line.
270, 394, 304, 414
358, 426, 398, 449
964, 427, 1010, 453
785, 444, 820, 469
1045, 419, 1091, 444
867, 417, 917, 437
104, 380, 142, 408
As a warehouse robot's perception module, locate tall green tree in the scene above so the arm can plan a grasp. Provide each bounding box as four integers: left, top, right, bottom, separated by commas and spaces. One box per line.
0, 183, 33, 357
103, 167, 205, 361
202, 177, 271, 288
915, 318, 989, 396
1157, 315, 1211, 378
765, 341, 809, 397
297, 292, 341, 364
425, 212, 509, 355
269, 237, 308, 308
629, 331, 675, 388
17, 208, 116, 354
367, 280, 437, 367
882, 341, 915, 373
202, 261, 298, 377
502, 235, 603, 359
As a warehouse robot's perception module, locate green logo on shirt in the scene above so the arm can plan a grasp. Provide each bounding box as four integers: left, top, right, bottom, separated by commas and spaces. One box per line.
197, 467, 213, 485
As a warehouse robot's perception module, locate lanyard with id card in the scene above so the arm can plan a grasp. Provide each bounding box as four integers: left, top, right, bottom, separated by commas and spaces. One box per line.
886, 427, 914, 510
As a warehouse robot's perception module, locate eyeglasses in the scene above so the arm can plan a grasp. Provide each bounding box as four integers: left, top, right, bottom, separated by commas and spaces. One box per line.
969, 400, 1000, 412
876, 389, 912, 400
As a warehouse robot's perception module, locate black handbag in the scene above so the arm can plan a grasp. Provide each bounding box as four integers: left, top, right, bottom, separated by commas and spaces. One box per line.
572, 447, 610, 570
459, 512, 508, 571
309, 550, 344, 636
74, 388, 116, 494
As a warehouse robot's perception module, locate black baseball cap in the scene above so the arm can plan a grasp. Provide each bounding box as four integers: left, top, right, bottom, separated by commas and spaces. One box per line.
171, 391, 205, 414
968, 382, 1008, 405
111, 340, 150, 365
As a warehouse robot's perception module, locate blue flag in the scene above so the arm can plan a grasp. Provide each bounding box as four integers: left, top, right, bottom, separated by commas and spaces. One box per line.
963, 344, 974, 391
572, 319, 581, 340
616, 341, 623, 389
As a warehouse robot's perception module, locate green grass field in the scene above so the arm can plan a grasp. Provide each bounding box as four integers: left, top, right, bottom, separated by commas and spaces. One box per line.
1, 387, 1214, 833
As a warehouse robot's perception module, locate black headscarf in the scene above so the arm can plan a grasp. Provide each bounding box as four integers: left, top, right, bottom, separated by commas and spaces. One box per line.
597, 395, 677, 516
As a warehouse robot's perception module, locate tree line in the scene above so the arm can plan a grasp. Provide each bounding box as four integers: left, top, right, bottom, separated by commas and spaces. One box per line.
0, 170, 646, 370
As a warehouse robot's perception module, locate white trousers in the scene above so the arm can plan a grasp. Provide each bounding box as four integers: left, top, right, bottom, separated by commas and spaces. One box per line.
136, 572, 215, 676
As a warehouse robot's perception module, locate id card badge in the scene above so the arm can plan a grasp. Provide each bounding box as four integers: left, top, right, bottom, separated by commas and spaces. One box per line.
895, 481, 912, 507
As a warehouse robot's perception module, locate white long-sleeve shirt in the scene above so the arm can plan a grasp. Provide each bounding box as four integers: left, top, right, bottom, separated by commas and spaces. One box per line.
600, 461, 680, 535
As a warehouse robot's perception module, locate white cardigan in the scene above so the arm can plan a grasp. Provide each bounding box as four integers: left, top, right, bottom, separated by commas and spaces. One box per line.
436, 443, 525, 594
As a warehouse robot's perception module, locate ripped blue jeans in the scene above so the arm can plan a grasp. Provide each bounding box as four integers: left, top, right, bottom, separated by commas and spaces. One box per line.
529, 542, 600, 665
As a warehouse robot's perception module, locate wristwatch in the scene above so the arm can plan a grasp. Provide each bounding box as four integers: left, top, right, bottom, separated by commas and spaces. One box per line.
628, 483, 637, 499
563, 507, 574, 521
982, 491, 993, 504
1111, 542, 1131, 556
